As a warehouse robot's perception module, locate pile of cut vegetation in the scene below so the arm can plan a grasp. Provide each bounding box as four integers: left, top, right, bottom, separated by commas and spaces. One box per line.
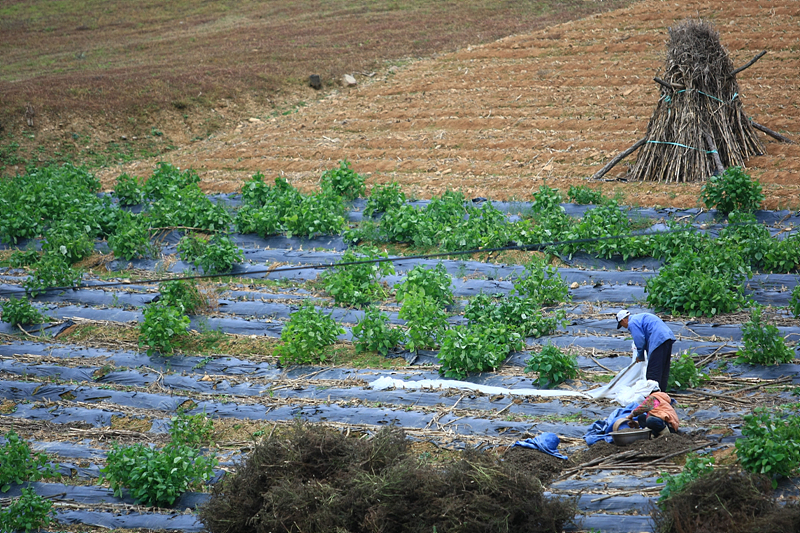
199, 422, 577, 533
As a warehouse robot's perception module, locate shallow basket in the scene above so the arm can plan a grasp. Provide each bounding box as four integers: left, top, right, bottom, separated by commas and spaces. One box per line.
609, 428, 651, 446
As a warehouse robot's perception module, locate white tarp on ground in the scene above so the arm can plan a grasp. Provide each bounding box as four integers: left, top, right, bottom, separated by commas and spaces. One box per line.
585, 347, 659, 405
370, 344, 659, 405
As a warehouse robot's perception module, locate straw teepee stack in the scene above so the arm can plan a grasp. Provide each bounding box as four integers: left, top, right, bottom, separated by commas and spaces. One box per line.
630, 19, 765, 183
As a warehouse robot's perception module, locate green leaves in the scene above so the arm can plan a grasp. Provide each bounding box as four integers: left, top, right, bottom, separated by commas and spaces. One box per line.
0, 297, 47, 327
736, 405, 800, 487
22, 254, 83, 297
736, 305, 795, 366
657, 453, 715, 506
363, 182, 406, 217
321, 248, 394, 307
668, 351, 708, 390
701, 166, 764, 216
108, 211, 153, 260
791, 286, 800, 319
398, 288, 449, 352
177, 233, 243, 275
395, 263, 454, 308
275, 301, 345, 365
567, 185, 604, 205
0, 430, 58, 493
524, 343, 578, 389
352, 306, 405, 355
438, 324, 518, 380
320, 159, 366, 200
101, 442, 217, 507
646, 244, 751, 317
0, 487, 54, 533
139, 303, 191, 356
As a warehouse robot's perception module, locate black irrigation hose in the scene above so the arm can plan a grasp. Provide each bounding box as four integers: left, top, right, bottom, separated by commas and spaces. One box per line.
0, 226, 707, 298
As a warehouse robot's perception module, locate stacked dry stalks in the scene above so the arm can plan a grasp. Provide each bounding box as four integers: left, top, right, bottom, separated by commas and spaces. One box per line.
631, 19, 764, 183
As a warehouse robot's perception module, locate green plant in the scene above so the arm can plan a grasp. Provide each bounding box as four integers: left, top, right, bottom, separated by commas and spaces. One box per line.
513, 260, 569, 305
108, 211, 153, 260
1, 297, 46, 326
668, 351, 708, 390
113, 173, 145, 206
320, 159, 366, 200
364, 182, 406, 217
275, 301, 344, 365
701, 166, 764, 216
398, 288, 449, 351
791, 286, 800, 319
321, 248, 394, 307
395, 263, 454, 307
657, 453, 715, 506
351, 306, 405, 355
0, 430, 57, 492
438, 324, 520, 380
170, 409, 215, 447
530, 185, 563, 214
160, 279, 208, 315
177, 234, 243, 274
646, 246, 751, 317
736, 306, 794, 365
567, 185, 603, 205
41, 221, 94, 264
464, 293, 567, 338
284, 191, 346, 238
100, 442, 216, 507
0, 163, 102, 244
139, 303, 191, 356
524, 343, 578, 388
6, 249, 41, 268
736, 404, 800, 487
0, 487, 54, 533
23, 254, 83, 297
143, 162, 201, 201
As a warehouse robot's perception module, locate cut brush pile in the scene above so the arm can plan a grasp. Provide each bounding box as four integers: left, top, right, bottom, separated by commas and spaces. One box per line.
198, 423, 578, 533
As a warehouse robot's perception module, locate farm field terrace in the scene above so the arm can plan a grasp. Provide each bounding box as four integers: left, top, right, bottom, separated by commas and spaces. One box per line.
1, 161, 800, 533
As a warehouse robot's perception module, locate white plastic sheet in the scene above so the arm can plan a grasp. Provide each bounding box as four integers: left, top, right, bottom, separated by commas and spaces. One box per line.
370, 343, 658, 405
585, 342, 659, 405
370, 376, 590, 398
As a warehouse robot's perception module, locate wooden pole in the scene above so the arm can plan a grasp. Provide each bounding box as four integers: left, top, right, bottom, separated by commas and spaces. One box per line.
591, 138, 647, 180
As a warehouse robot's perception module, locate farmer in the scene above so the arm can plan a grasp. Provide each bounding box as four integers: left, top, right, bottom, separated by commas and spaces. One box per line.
615, 310, 676, 393
625, 391, 679, 437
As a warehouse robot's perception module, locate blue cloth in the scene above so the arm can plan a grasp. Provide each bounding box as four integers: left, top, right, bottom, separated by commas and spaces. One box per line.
583, 402, 639, 446
628, 313, 676, 358
512, 432, 568, 459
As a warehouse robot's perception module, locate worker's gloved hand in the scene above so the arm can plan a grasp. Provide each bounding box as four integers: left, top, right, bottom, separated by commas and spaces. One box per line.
635, 357, 645, 363
628, 419, 640, 429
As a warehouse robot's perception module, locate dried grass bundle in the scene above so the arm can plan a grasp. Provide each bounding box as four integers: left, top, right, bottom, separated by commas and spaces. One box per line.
631, 19, 765, 183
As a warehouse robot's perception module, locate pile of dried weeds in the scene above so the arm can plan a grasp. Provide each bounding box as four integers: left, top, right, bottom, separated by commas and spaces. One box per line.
631, 19, 764, 182
652, 466, 800, 533
199, 422, 577, 533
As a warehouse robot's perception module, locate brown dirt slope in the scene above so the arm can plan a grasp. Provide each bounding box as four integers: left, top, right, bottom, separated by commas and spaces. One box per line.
98, 0, 800, 209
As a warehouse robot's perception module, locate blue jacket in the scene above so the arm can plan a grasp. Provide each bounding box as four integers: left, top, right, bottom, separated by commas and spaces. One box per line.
628, 313, 676, 357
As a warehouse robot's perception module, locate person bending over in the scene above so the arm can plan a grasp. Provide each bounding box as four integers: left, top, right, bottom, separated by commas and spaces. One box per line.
626, 391, 679, 437
616, 310, 676, 393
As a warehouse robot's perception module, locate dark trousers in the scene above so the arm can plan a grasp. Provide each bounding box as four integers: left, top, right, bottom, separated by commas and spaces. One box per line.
647, 339, 674, 392
636, 414, 676, 434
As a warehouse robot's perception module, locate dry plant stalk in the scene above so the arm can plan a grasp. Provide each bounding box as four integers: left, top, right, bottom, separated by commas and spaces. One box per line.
631, 19, 765, 183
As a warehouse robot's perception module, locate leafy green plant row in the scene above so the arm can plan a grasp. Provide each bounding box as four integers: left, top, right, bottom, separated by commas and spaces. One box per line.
281, 258, 572, 381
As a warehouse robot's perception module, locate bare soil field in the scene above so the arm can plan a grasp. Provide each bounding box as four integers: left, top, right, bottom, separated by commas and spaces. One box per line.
94, 0, 800, 209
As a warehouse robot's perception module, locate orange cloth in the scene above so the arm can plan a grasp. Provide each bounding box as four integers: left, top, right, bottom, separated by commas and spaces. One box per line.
632, 392, 679, 432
